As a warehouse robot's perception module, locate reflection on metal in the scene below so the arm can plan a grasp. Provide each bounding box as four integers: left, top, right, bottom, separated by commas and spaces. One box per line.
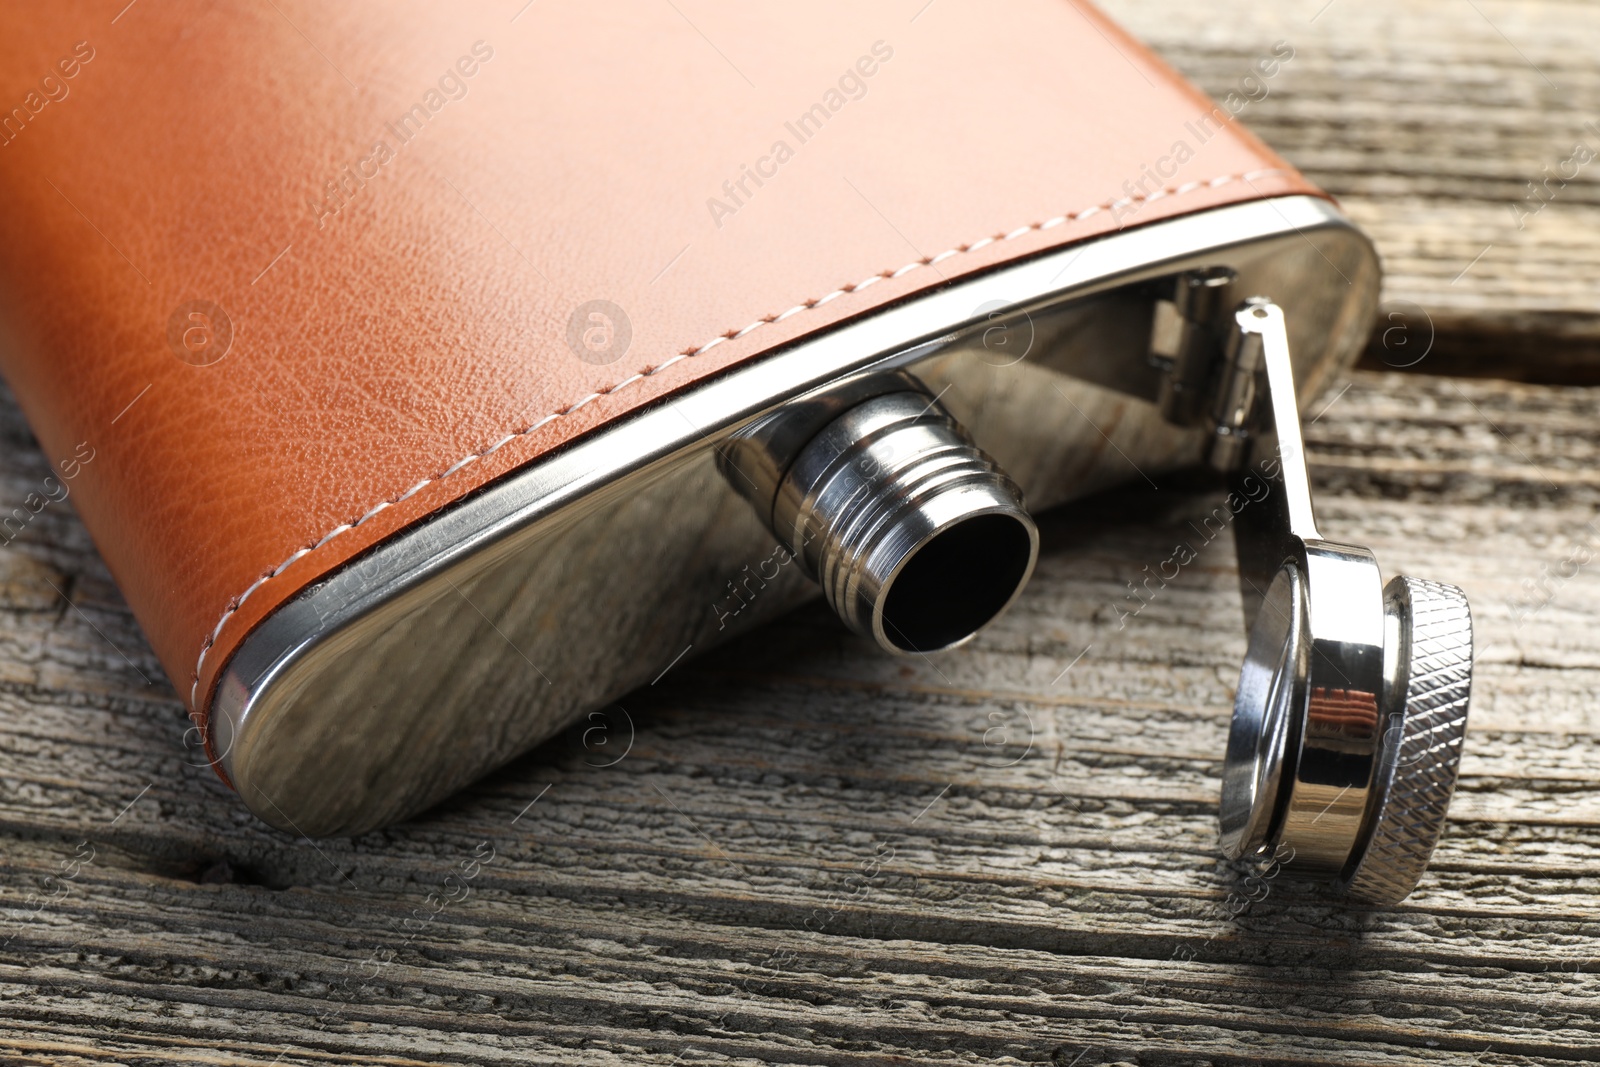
1154, 265, 1235, 426
213, 195, 1382, 837
724, 387, 1037, 655
1215, 300, 1472, 904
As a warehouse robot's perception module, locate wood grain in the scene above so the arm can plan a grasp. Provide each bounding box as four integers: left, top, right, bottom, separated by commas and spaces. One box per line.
1104, 0, 1600, 383
6, 1, 1600, 1064
6, 366, 1600, 1066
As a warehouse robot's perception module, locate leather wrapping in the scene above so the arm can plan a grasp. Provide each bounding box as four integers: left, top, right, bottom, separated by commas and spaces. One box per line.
0, 1, 1320, 750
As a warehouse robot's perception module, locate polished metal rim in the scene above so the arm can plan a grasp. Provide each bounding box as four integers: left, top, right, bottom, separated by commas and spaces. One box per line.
1221, 541, 1388, 870
1219, 562, 1306, 859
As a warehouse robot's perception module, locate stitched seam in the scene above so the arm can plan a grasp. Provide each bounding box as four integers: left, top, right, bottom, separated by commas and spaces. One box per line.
187, 166, 1292, 707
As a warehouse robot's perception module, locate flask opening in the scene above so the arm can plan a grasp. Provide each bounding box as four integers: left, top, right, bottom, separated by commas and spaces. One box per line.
878, 510, 1036, 653
756, 388, 1039, 655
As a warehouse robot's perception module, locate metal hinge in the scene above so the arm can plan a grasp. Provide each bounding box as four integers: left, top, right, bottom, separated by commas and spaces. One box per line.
1148, 268, 1275, 471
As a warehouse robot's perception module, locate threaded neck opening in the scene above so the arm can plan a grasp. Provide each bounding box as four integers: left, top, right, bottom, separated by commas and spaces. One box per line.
774, 391, 1038, 654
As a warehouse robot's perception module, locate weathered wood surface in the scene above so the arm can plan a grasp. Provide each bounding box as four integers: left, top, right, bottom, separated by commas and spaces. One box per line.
1109, 0, 1600, 383
6, 1, 1600, 1064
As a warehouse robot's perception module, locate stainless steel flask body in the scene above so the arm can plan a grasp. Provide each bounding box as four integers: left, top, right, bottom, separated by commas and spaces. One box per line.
214, 197, 1386, 843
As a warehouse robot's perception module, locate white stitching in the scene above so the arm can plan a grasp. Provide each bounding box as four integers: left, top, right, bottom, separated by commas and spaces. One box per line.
187, 166, 1293, 707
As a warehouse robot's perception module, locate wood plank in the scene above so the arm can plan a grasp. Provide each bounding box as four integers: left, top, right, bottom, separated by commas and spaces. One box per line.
7, 367, 1600, 1064
1103, 0, 1600, 382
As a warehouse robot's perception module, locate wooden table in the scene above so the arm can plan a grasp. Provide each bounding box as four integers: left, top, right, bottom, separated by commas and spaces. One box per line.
5, 2, 1599, 1063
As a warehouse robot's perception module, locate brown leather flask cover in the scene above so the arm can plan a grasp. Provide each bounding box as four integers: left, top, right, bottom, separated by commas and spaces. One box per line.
0, 2, 1317, 771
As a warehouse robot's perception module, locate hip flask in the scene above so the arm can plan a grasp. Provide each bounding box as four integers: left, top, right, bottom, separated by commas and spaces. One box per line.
0, 0, 1469, 901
